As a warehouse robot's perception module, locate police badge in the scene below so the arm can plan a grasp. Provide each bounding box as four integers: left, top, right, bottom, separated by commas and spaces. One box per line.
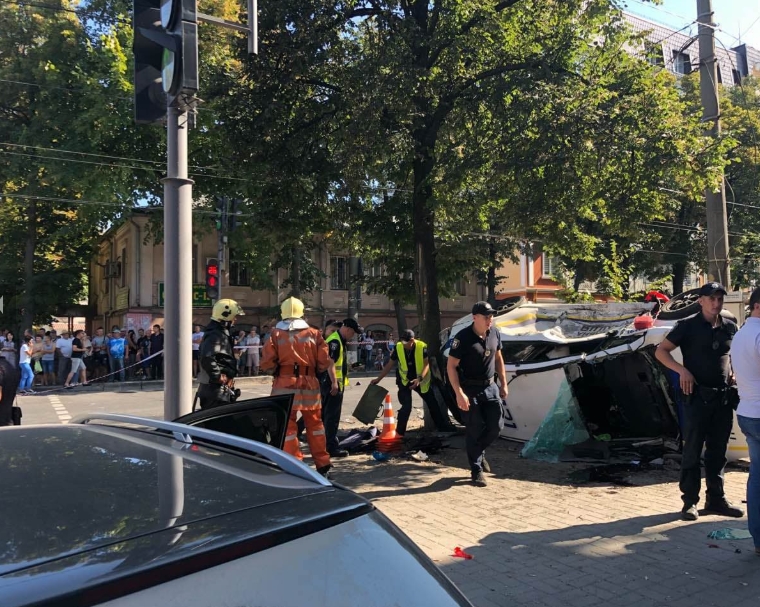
451, 338, 460, 349
484, 349, 491, 357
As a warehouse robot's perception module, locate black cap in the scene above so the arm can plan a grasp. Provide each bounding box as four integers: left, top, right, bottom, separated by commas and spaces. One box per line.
698, 282, 727, 297
342, 318, 363, 333
472, 301, 496, 316
401, 329, 415, 342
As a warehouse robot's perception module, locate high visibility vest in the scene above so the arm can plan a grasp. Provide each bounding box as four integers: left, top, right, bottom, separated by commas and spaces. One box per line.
326, 332, 349, 389
396, 340, 431, 393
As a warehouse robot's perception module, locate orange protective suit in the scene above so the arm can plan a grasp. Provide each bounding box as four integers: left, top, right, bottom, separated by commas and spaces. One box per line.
261, 322, 332, 470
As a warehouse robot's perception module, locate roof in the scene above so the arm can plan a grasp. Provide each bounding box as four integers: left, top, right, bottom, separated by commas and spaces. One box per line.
0, 424, 369, 607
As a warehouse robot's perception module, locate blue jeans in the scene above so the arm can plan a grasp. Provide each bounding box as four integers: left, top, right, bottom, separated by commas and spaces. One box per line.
19, 362, 34, 390
738, 415, 760, 549
111, 357, 125, 382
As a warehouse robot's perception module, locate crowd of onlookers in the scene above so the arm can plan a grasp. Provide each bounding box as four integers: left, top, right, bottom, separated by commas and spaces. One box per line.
191, 324, 271, 378
0, 325, 167, 393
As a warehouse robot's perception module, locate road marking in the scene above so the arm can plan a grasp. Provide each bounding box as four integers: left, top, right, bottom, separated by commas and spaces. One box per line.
48, 395, 72, 424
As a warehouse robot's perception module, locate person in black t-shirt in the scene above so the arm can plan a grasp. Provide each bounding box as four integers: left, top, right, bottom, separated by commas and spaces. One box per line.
0, 357, 20, 426
447, 301, 508, 487
371, 330, 453, 435
149, 324, 164, 380
64, 330, 87, 388
656, 282, 743, 521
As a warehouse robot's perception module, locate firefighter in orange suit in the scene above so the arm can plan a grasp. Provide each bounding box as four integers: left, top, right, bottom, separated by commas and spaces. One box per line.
261, 297, 338, 478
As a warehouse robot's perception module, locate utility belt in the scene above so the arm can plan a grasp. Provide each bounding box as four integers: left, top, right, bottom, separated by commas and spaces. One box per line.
693, 384, 740, 410
275, 364, 316, 378
461, 377, 495, 388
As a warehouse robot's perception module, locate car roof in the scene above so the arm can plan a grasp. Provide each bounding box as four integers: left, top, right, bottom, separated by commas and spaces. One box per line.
0, 424, 370, 607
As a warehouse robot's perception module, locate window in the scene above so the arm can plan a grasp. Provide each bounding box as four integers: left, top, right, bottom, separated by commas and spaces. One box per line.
330, 256, 347, 290
717, 66, 723, 84
121, 247, 127, 288
454, 277, 467, 296
365, 262, 385, 279
228, 250, 249, 287
542, 255, 559, 278
673, 51, 692, 75
732, 69, 742, 85
645, 43, 664, 67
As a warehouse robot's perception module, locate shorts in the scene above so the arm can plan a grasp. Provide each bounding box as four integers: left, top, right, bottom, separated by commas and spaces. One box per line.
42, 359, 54, 374
70, 358, 85, 374
192, 349, 200, 361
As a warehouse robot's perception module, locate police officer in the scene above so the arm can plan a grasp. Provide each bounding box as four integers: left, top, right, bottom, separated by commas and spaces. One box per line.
0, 356, 20, 426
446, 301, 508, 487
655, 282, 744, 521
196, 299, 245, 410
323, 318, 362, 457
371, 329, 453, 435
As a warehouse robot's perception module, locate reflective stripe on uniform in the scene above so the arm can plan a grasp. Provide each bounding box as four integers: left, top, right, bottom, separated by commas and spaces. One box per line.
326, 332, 349, 388
310, 429, 326, 436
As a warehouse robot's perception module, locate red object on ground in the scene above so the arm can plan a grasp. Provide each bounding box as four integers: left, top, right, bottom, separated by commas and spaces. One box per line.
452, 547, 474, 560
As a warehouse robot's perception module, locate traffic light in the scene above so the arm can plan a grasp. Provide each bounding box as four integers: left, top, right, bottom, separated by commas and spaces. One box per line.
133, 0, 198, 115
158, 0, 198, 105
133, 0, 167, 123
206, 258, 219, 299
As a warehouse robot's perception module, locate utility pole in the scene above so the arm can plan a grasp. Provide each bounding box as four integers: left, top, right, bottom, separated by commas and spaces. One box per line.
163, 106, 194, 419
216, 196, 228, 303
697, 0, 731, 286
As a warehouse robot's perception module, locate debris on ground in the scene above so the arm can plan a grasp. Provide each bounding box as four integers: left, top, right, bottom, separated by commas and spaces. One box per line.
452, 547, 473, 560
707, 528, 753, 540
410, 451, 429, 462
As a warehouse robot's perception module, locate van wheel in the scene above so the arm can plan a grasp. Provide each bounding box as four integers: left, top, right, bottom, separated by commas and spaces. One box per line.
657, 289, 701, 320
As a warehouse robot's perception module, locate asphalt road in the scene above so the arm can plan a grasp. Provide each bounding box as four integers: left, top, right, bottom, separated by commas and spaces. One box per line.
18, 376, 429, 429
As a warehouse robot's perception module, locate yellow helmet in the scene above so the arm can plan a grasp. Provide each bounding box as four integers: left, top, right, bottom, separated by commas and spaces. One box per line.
280, 296, 304, 319
211, 299, 245, 322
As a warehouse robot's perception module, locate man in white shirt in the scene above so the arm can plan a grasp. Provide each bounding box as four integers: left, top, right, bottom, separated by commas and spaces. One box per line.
192, 325, 204, 378
729, 287, 760, 555
56, 331, 74, 385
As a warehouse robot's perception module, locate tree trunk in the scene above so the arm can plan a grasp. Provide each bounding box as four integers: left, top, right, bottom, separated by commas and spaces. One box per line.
412, 140, 442, 355
486, 239, 498, 306
22, 199, 36, 333
672, 261, 686, 296
393, 299, 407, 334
573, 260, 583, 292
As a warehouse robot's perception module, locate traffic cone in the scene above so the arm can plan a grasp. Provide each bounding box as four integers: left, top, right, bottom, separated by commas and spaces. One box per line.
377, 393, 403, 453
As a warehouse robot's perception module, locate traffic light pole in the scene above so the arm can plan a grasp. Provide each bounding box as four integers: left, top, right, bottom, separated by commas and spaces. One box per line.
163, 106, 194, 420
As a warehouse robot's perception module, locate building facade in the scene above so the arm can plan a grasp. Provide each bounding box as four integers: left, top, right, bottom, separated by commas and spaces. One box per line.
89, 212, 486, 336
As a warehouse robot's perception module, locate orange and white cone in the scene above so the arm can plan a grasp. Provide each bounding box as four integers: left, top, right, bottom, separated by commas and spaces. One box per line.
377, 393, 403, 453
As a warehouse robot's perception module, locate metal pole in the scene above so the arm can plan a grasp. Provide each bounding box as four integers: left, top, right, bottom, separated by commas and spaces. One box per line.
217, 197, 226, 302
163, 106, 194, 420
697, 0, 730, 286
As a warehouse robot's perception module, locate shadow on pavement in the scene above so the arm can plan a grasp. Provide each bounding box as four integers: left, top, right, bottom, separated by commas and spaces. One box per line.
437, 515, 758, 607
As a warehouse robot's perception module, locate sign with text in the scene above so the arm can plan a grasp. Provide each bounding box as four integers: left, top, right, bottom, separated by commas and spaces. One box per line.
158, 283, 213, 308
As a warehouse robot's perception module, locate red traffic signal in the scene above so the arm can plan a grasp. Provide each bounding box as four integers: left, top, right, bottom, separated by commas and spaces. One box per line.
205, 259, 219, 299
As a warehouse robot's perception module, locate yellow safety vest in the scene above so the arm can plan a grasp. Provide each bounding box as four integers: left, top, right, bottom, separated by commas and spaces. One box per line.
326, 332, 349, 389
396, 340, 431, 393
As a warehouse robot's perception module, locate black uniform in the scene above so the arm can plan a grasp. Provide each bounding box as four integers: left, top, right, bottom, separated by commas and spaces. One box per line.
392, 345, 452, 435
0, 358, 20, 426
449, 324, 504, 475
666, 313, 738, 507
196, 319, 238, 410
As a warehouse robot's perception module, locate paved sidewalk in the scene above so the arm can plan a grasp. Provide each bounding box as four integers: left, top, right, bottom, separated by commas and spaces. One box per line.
334, 435, 758, 607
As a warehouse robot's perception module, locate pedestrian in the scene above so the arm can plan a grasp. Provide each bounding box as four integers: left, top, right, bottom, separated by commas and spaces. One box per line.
41, 333, 55, 386
655, 282, 744, 521
137, 328, 151, 378
91, 327, 108, 381
191, 324, 204, 378
246, 327, 260, 376
730, 286, 760, 554
126, 330, 138, 379
107, 328, 126, 382
149, 324, 164, 380
364, 331, 375, 372
372, 329, 454, 435
0, 355, 20, 426
55, 331, 73, 385
323, 318, 362, 458
261, 297, 336, 477
234, 329, 247, 376
1, 331, 17, 368
446, 301, 508, 487
64, 330, 88, 388
196, 299, 244, 410
32, 335, 44, 386
18, 336, 35, 395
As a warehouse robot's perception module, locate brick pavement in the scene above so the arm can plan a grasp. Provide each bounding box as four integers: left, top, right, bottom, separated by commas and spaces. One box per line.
333, 434, 759, 607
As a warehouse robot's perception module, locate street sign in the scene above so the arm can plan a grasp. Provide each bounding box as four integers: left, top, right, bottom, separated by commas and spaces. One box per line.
158, 283, 213, 307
